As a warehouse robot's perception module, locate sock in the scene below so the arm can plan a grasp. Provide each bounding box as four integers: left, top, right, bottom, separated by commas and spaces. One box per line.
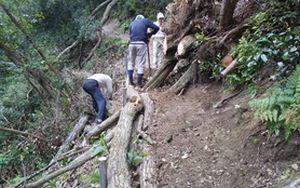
137, 74, 143, 86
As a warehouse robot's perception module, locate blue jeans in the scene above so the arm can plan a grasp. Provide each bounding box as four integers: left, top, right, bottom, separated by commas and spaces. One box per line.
82, 79, 106, 121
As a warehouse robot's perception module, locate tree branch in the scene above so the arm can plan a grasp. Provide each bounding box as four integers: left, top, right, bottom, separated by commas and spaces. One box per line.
0, 127, 48, 142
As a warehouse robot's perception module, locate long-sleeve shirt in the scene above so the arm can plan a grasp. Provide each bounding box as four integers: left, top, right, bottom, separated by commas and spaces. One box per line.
152, 21, 166, 39
87, 74, 113, 98
129, 18, 159, 43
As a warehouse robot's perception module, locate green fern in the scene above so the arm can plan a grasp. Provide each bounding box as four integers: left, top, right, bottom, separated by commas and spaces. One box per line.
250, 66, 300, 139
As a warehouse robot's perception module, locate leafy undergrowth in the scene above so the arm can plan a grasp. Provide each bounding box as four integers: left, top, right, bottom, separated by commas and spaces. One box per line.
250, 66, 300, 139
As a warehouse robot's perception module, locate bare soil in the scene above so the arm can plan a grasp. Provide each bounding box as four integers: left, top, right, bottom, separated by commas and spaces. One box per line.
147, 83, 300, 188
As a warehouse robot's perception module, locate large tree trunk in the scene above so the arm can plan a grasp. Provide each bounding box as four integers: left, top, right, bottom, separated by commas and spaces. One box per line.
139, 93, 158, 188
107, 86, 144, 188
219, 0, 239, 30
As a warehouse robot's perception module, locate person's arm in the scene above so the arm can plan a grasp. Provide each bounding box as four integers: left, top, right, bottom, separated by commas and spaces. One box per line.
147, 20, 159, 37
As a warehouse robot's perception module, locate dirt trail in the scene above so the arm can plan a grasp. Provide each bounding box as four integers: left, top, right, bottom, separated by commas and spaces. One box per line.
147, 83, 300, 188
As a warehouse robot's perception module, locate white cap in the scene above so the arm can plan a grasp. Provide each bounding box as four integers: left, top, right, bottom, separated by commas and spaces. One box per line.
157, 12, 164, 20
135, 14, 144, 20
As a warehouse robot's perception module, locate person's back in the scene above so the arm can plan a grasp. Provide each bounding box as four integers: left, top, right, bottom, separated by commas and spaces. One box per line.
87, 73, 112, 98
127, 15, 159, 88
129, 17, 159, 43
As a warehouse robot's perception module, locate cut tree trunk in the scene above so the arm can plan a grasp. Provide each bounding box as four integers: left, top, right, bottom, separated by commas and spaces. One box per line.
107, 86, 144, 188
167, 60, 197, 94
176, 35, 196, 58
139, 93, 158, 188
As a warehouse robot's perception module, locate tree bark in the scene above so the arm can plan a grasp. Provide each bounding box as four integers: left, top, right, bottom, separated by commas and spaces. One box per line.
219, 0, 239, 30
139, 93, 158, 188
107, 86, 144, 188
85, 110, 121, 141
167, 61, 197, 94
50, 115, 89, 165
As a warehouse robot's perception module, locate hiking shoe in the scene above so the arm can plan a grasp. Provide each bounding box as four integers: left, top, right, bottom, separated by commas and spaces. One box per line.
95, 119, 102, 124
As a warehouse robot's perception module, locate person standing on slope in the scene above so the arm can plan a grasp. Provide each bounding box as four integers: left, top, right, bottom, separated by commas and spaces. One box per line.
82, 73, 113, 124
127, 14, 159, 88
152, 12, 166, 69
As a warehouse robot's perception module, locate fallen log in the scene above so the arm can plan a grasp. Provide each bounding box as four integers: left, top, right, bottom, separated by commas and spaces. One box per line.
167, 60, 197, 94
107, 86, 144, 188
139, 93, 158, 188
85, 110, 120, 141
50, 115, 89, 166
23, 147, 102, 188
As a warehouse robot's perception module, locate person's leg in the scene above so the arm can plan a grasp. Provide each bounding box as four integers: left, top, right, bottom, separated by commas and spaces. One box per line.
92, 98, 98, 113
136, 44, 147, 87
127, 44, 137, 85
82, 79, 99, 114
90, 87, 106, 123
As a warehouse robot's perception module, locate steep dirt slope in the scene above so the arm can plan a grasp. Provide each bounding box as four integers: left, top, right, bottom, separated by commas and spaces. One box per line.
147, 83, 300, 188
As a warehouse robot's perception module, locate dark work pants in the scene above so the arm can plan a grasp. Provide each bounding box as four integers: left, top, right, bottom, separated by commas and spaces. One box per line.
82, 79, 106, 121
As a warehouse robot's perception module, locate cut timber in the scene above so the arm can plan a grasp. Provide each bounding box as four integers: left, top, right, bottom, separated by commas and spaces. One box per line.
85, 110, 120, 141
220, 59, 238, 77
141, 93, 155, 131
139, 93, 158, 188
176, 35, 196, 58
167, 61, 197, 94
23, 147, 101, 188
50, 115, 89, 165
107, 85, 144, 188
